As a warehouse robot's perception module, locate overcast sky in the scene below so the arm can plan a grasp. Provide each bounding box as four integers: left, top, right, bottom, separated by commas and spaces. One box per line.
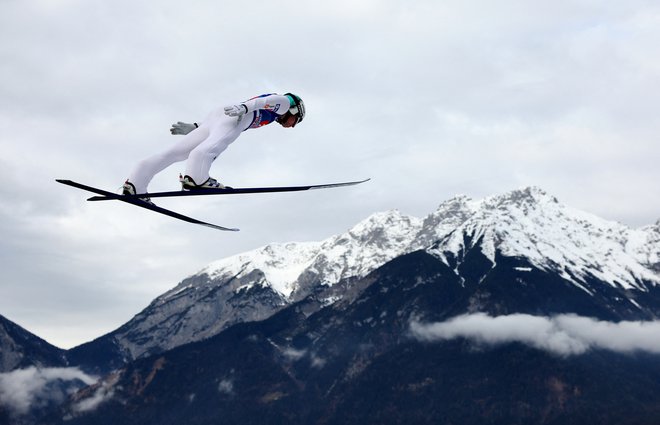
1, 0, 659, 349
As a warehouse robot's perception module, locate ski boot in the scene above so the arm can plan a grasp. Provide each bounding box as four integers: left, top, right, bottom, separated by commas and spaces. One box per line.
180, 174, 231, 191
122, 180, 154, 205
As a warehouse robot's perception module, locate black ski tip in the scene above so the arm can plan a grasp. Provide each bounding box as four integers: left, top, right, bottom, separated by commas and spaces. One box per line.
87, 196, 113, 202
212, 225, 240, 232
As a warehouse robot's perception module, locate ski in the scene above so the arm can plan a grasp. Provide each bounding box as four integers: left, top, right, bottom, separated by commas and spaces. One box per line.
86, 178, 371, 201
56, 179, 239, 232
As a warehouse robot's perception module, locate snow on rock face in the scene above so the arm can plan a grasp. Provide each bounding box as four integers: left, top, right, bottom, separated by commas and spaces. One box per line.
430, 187, 660, 290
305, 210, 423, 287
636, 221, 660, 273
200, 242, 322, 298
193, 210, 422, 300
412, 195, 480, 250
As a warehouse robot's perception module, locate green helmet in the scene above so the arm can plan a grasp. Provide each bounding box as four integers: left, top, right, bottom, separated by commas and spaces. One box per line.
284, 93, 305, 125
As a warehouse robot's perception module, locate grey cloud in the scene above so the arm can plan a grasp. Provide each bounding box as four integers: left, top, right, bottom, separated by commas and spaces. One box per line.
0, 367, 97, 415
410, 313, 660, 356
70, 381, 115, 415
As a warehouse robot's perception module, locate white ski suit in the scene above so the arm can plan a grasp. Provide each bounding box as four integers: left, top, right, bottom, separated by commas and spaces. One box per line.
127, 93, 293, 193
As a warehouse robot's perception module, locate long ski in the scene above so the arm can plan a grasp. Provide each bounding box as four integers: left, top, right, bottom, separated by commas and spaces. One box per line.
86, 178, 371, 201
56, 179, 239, 231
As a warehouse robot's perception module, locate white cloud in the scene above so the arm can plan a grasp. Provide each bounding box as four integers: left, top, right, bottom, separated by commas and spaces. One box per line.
70, 381, 115, 414
0, 367, 97, 415
410, 313, 660, 356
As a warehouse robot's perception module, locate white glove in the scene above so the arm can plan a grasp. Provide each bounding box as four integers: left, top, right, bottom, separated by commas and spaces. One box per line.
224, 104, 248, 117
170, 121, 197, 135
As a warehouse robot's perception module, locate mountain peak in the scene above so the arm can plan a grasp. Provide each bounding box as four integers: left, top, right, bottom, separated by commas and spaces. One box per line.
429, 187, 659, 291
0, 315, 65, 372
346, 209, 421, 244
483, 186, 559, 210
201, 241, 321, 298
348, 209, 415, 231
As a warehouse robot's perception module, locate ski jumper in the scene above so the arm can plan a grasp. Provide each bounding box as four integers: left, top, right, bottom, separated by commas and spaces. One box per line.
127, 94, 293, 193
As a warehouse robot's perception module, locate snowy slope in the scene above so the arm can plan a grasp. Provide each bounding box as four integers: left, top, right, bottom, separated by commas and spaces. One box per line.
429, 187, 660, 291
168, 241, 322, 300
194, 186, 659, 299
163, 209, 423, 302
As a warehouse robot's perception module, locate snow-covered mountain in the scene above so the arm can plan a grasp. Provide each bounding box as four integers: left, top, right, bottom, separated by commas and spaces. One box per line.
199, 186, 659, 296
429, 187, 660, 292
190, 209, 423, 301
69, 186, 660, 369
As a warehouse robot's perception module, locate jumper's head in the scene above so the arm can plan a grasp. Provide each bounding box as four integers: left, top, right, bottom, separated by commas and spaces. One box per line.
278, 93, 305, 128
